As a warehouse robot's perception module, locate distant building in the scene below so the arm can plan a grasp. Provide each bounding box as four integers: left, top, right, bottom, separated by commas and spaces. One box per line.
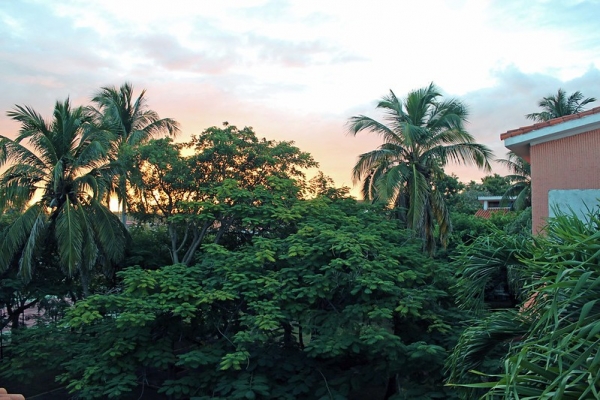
475, 195, 513, 218
501, 107, 600, 232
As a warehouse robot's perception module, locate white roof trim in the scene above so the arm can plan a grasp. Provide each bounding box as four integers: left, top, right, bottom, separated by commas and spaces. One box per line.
505, 113, 600, 155
477, 196, 516, 201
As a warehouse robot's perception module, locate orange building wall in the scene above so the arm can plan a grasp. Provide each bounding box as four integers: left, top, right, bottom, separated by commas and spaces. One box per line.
530, 129, 600, 232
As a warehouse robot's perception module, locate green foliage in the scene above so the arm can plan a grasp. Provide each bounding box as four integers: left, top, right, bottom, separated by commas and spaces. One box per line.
1, 195, 463, 399
447, 210, 600, 399
0, 98, 128, 295
348, 83, 492, 252
526, 88, 596, 122
448, 210, 530, 249
126, 125, 317, 265
478, 174, 513, 197
436, 173, 465, 201
125, 225, 172, 269
91, 82, 180, 224
446, 174, 512, 216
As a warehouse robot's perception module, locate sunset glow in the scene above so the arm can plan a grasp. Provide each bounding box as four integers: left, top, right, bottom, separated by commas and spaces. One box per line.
2, 0, 600, 198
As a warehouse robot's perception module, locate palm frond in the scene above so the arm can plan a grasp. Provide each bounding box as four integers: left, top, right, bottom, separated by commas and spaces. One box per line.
498, 151, 531, 210
0, 136, 47, 170
347, 115, 399, 144
497, 151, 530, 177
55, 197, 83, 276
451, 211, 600, 398
0, 204, 46, 273
89, 199, 126, 264
374, 163, 407, 205
348, 83, 493, 251
454, 231, 530, 313
446, 309, 531, 396
431, 143, 493, 172
131, 117, 180, 143
351, 148, 396, 183
526, 88, 596, 121
77, 205, 99, 273
18, 212, 48, 281
406, 165, 430, 232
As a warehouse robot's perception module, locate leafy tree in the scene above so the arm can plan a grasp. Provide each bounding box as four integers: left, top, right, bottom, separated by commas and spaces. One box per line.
436, 173, 465, 202
497, 151, 531, 211
478, 174, 512, 197
447, 211, 528, 250
445, 174, 514, 216
446, 187, 488, 215
0, 99, 127, 295
306, 171, 350, 200
126, 125, 317, 265
348, 83, 492, 251
91, 82, 180, 224
1, 194, 464, 399
124, 225, 172, 270
525, 88, 596, 122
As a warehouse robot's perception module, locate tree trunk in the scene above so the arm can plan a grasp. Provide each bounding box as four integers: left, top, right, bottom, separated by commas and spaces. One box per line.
383, 374, 399, 399
80, 268, 91, 298
6, 299, 39, 330
384, 314, 403, 398
121, 198, 127, 227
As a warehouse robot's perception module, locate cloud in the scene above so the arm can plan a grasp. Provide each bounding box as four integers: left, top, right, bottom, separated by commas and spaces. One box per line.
448, 65, 600, 182
245, 34, 340, 68
2, 1, 600, 197
125, 33, 237, 74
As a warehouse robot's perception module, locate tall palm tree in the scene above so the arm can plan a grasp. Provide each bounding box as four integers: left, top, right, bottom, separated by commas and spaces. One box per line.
91, 83, 180, 225
497, 151, 531, 211
348, 83, 492, 251
0, 99, 126, 295
525, 88, 596, 122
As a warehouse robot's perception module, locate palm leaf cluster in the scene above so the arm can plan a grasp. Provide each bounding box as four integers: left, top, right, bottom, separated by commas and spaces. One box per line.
91, 83, 180, 224
447, 210, 600, 399
526, 89, 596, 122
0, 100, 125, 285
0, 84, 177, 295
348, 83, 492, 251
497, 151, 531, 211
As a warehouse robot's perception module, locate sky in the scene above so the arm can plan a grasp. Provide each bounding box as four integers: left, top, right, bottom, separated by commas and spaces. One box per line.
2, 0, 600, 197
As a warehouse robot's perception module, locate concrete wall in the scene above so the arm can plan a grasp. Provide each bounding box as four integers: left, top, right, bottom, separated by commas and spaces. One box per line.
549, 189, 600, 220
530, 129, 600, 232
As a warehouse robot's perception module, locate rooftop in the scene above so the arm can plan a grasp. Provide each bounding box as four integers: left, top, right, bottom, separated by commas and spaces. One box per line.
474, 209, 510, 219
500, 106, 600, 141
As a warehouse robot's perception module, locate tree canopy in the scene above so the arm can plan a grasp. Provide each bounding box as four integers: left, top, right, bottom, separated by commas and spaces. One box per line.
4, 81, 597, 400
91, 82, 180, 224
348, 83, 492, 252
525, 88, 596, 122
0, 99, 126, 294
1, 190, 463, 399
125, 124, 318, 265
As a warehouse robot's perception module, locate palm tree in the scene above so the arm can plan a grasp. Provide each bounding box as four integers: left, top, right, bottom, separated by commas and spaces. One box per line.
525, 88, 596, 122
497, 151, 531, 211
91, 83, 180, 225
348, 83, 492, 251
0, 99, 126, 295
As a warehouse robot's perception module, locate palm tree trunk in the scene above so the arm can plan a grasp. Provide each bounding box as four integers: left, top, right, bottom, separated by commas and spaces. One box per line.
120, 198, 127, 227
80, 268, 91, 298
